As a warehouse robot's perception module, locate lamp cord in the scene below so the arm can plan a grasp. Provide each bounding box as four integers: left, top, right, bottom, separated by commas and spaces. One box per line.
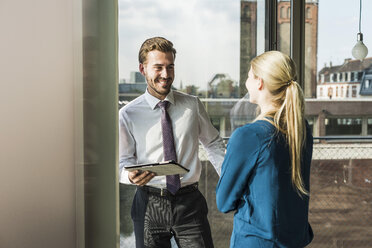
359, 0, 362, 33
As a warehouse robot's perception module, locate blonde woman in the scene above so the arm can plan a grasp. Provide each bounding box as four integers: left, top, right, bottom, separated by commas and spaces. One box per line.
216, 51, 313, 248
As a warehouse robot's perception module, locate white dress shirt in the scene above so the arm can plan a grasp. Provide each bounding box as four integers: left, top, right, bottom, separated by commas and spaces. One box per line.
119, 89, 225, 188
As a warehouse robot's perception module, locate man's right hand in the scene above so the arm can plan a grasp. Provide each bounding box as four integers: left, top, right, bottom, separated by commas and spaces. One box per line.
128, 170, 156, 186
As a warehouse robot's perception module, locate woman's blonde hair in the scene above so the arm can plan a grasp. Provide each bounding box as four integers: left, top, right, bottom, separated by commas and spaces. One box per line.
251, 50, 308, 196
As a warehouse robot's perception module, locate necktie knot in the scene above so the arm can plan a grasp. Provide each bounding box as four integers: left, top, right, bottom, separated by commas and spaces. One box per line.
158, 101, 169, 110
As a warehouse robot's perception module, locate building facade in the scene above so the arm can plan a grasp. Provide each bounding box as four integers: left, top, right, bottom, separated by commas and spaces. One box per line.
317, 57, 372, 100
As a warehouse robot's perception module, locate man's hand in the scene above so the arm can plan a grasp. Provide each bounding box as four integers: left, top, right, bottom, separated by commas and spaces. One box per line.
128, 170, 156, 186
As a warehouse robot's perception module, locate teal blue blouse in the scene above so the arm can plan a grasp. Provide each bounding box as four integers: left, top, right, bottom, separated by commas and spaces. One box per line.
216, 120, 313, 248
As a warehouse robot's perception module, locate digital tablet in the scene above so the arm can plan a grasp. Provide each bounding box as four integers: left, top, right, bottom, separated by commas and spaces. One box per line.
124, 160, 189, 176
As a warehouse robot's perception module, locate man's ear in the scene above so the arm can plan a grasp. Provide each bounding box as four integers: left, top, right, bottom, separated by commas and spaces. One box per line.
139, 63, 145, 75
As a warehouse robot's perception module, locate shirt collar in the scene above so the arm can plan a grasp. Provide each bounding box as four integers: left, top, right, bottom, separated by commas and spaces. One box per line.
145, 89, 175, 110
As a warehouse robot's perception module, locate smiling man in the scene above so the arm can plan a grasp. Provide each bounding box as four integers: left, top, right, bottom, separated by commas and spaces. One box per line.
119, 37, 225, 248
140, 49, 174, 99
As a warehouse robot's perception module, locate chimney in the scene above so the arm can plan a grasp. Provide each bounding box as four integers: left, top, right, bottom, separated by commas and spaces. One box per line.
344, 58, 352, 64
330, 61, 332, 67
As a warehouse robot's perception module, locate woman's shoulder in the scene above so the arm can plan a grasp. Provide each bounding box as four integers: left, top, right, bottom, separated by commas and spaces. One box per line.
240, 119, 275, 135
230, 120, 274, 143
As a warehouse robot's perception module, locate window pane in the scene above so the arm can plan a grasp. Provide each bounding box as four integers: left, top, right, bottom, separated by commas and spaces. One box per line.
368, 118, 372, 135
309, 3, 372, 243
325, 118, 362, 135
303, 1, 318, 98
277, 0, 291, 56
118, 1, 262, 247
307, 0, 372, 136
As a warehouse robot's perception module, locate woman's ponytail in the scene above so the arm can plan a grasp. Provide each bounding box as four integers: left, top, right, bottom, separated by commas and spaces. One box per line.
284, 81, 308, 196
251, 51, 309, 196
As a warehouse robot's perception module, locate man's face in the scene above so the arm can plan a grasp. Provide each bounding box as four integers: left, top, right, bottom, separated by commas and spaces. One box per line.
140, 50, 175, 100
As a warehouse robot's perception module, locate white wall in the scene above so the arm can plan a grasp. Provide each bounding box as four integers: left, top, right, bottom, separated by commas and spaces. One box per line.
0, 1, 78, 247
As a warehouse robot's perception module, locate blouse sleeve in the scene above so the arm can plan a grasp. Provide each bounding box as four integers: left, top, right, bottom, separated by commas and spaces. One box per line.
216, 126, 261, 213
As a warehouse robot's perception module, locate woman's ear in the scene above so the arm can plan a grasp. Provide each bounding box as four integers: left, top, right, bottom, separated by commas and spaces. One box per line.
257, 78, 264, 90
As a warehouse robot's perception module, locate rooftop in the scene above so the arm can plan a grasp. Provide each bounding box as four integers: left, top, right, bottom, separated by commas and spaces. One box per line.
319, 57, 372, 75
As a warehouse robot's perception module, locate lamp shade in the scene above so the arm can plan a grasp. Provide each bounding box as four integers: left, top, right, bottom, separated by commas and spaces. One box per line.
352, 33, 368, 61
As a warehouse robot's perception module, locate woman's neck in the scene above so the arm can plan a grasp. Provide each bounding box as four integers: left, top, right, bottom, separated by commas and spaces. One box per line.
258, 102, 276, 116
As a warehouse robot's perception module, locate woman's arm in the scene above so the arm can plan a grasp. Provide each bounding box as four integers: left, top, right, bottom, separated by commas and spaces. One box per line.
216, 127, 261, 213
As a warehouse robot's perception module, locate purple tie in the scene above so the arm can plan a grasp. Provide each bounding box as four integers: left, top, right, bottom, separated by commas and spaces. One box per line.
158, 101, 181, 194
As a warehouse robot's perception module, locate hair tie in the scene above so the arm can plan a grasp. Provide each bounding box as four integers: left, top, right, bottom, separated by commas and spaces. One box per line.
286, 80, 292, 86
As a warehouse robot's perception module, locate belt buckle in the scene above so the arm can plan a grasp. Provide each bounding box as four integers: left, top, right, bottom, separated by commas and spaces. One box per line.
160, 188, 165, 196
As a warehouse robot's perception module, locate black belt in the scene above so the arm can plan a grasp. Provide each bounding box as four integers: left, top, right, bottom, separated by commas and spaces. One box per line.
139, 182, 198, 197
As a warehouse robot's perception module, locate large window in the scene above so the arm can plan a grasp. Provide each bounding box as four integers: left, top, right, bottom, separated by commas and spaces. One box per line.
118, 1, 372, 248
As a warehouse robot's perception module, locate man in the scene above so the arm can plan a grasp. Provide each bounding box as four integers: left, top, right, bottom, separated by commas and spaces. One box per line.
119, 37, 225, 248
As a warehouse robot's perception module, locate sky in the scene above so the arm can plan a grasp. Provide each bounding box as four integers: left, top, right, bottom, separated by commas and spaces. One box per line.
317, 0, 372, 68
119, 0, 372, 90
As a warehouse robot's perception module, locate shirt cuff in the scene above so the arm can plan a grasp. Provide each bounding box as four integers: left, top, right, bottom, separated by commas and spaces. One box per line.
119, 169, 134, 185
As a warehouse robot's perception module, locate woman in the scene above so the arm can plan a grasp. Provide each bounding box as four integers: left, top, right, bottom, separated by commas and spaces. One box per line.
216, 51, 313, 248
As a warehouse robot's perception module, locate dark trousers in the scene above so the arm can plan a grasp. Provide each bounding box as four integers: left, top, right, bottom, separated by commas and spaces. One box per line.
131, 184, 214, 248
